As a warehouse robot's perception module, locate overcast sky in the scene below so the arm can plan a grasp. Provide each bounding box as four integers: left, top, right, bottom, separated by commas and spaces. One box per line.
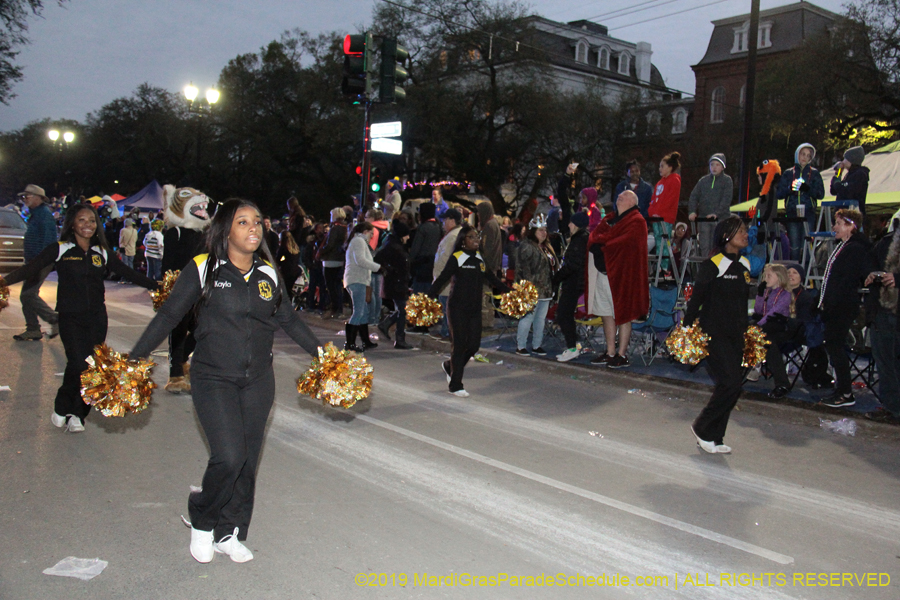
0, 0, 847, 132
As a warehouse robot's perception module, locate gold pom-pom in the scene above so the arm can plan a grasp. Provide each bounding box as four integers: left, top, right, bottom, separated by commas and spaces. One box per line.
80, 344, 156, 417
742, 325, 771, 367
498, 280, 539, 319
665, 322, 710, 365
297, 342, 374, 409
406, 293, 443, 327
0, 283, 9, 314
149, 270, 180, 311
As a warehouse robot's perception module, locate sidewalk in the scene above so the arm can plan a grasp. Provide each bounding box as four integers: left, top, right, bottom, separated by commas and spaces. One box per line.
300, 310, 894, 427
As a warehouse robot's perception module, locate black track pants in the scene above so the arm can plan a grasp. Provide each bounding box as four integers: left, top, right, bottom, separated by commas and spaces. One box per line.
188, 368, 276, 541
55, 309, 108, 421
448, 306, 482, 392
693, 335, 743, 444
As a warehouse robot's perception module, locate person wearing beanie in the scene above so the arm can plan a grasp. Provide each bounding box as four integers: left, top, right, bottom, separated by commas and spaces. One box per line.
831, 146, 870, 217
375, 222, 413, 349
682, 215, 751, 454
689, 153, 734, 257
552, 211, 590, 361
431, 208, 464, 339
578, 187, 603, 232
776, 143, 825, 261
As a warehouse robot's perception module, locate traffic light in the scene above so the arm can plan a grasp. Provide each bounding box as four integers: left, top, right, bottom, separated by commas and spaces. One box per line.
342, 33, 375, 104
379, 38, 408, 104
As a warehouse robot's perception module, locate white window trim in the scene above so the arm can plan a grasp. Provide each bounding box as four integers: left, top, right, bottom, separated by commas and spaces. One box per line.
671, 108, 687, 134
598, 46, 610, 70
710, 86, 726, 123
732, 20, 773, 53
618, 51, 631, 75
575, 40, 588, 64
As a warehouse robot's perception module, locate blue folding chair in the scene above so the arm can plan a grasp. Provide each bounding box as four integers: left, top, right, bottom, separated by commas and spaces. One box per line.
630, 285, 679, 365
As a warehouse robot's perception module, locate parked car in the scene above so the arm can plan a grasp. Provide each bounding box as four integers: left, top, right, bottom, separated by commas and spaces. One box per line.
0, 207, 26, 273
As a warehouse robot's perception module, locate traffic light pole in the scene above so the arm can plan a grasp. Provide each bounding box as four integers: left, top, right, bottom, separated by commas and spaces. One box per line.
360, 100, 373, 216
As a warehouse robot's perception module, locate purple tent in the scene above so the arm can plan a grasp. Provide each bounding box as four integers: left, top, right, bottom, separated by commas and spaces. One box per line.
120, 180, 165, 211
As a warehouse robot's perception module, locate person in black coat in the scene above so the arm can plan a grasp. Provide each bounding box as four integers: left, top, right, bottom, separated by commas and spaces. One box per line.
429, 225, 509, 397
375, 222, 413, 349
0, 204, 157, 433
683, 215, 751, 454
819, 208, 873, 407
864, 223, 900, 422
830, 146, 869, 216
553, 211, 590, 362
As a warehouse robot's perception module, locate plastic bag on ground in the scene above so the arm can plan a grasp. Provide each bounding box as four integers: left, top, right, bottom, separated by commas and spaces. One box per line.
819, 418, 857, 436
43, 557, 108, 581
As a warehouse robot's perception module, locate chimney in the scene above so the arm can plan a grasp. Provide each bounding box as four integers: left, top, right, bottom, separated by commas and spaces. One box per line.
635, 42, 652, 83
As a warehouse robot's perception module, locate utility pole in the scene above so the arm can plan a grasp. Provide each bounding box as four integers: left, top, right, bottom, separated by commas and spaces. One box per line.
738, 0, 761, 208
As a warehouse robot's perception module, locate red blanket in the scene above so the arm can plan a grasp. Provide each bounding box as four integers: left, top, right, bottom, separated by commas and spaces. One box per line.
586, 208, 649, 323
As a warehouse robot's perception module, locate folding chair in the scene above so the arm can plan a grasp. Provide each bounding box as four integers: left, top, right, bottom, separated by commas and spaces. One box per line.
630, 285, 678, 365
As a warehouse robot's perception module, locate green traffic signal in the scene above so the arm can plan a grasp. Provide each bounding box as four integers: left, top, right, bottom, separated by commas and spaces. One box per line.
371, 182, 381, 192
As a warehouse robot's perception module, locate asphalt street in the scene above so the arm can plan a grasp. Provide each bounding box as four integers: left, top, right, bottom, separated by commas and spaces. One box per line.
1, 278, 899, 599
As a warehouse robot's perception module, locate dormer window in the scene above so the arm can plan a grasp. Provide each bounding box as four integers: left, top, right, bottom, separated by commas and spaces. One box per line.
598, 47, 610, 70
575, 41, 588, 63
618, 51, 631, 75
758, 21, 772, 48
732, 20, 774, 52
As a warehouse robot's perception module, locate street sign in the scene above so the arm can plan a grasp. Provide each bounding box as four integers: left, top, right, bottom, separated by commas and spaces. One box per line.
371, 137, 403, 155
371, 121, 402, 138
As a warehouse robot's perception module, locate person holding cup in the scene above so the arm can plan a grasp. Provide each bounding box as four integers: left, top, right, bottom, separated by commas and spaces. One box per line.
776, 143, 824, 261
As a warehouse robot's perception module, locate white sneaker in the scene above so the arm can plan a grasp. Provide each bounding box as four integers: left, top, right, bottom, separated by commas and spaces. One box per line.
50, 412, 67, 428
66, 417, 85, 433
215, 528, 254, 563
556, 347, 580, 362
746, 366, 761, 382
190, 526, 215, 563
691, 426, 717, 454
449, 389, 470, 398
715, 444, 732, 454
441, 360, 451, 383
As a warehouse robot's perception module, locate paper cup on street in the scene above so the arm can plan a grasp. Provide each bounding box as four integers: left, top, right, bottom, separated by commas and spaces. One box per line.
796, 205, 805, 217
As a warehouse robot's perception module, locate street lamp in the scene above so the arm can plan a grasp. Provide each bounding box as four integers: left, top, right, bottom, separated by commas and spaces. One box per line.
48, 129, 59, 141
183, 82, 219, 114
63, 131, 75, 143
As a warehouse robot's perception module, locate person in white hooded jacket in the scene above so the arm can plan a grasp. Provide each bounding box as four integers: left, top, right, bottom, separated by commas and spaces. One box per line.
343, 221, 381, 351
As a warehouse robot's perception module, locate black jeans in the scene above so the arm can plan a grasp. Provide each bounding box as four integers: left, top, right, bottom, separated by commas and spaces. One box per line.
56, 309, 108, 421
556, 284, 582, 349
823, 311, 855, 395
189, 367, 276, 541
694, 334, 743, 444
306, 265, 328, 311
383, 296, 408, 342
448, 305, 482, 392
762, 320, 803, 389
323, 266, 344, 313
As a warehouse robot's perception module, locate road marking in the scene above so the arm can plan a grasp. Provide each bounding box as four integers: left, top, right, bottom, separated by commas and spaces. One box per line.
294, 400, 793, 565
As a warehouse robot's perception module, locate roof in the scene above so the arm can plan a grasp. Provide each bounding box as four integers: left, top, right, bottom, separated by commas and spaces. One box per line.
695, 1, 839, 67
526, 16, 669, 90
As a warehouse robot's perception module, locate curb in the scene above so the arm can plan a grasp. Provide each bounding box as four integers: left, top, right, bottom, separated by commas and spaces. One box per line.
299, 311, 900, 440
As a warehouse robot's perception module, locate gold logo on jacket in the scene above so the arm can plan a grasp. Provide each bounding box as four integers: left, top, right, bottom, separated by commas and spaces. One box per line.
258, 280, 273, 301
744, 272, 751, 284
92, 255, 103, 267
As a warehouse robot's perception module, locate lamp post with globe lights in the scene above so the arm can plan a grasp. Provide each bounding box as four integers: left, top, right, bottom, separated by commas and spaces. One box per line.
183, 82, 220, 187
47, 128, 76, 197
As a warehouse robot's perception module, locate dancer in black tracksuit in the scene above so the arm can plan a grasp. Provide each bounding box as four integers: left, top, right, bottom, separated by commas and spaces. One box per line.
131, 199, 321, 564
0, 204, 157, 432
429, 225, 509, 397
682, 216, 751, 454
